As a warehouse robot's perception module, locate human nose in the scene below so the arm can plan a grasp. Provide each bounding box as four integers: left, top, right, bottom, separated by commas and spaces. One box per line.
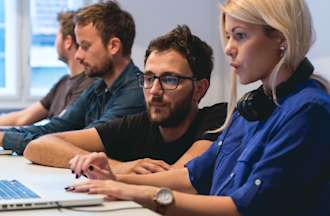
75, 47, 84, 63
224, 38, 237, 59
148, 78, 164, 95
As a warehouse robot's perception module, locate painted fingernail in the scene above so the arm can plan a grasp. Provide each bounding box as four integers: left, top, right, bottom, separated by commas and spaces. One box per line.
64, 186, 75, 191
75, 174, 79, 179
71, 170, 74, 174
88, 165, 94, 171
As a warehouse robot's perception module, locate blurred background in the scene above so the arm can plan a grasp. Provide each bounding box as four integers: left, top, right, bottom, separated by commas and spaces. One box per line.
0, 0, 328, 110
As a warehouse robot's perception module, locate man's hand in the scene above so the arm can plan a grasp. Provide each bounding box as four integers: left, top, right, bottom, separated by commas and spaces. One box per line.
119, 158, 171, 175
69, 152, 116, 180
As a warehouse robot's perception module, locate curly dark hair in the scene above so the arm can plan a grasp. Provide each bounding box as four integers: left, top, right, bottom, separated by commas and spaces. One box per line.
144, 25, 214, 81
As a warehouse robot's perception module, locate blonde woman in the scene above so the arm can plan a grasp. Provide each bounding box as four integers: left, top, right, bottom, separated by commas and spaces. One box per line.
67, 0, 330, 215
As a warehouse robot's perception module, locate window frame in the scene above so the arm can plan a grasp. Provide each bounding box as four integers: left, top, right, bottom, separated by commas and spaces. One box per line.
0, 0, 19, 99
0, 0, 97, 109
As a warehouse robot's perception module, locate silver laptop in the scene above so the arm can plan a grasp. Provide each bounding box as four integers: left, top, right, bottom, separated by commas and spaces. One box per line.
0, 178, 103, 211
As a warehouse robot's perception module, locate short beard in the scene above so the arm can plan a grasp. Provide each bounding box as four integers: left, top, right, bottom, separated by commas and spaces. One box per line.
147, 90, 194, 128
58, 55, 68, 64
86, 58, 113, 78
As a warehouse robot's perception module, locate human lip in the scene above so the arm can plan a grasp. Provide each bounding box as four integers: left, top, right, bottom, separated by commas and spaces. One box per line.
230, 62, 240, 69
83, 64, 92, 72
80, 61, 90, 68
149, 102, 164, 107
148, 99, 167, 109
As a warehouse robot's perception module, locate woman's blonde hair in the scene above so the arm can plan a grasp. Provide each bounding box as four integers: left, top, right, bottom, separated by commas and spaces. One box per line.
217, 0, 329, 132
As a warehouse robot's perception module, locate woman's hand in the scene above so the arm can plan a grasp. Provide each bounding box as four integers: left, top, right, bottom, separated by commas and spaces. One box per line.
68, 179, 158, 209
69, 152, 116, 180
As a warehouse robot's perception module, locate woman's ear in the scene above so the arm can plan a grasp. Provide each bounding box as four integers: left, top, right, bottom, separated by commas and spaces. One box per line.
107, 37, 122, 55
274, 31, 286, 47
193, 79, 210, 103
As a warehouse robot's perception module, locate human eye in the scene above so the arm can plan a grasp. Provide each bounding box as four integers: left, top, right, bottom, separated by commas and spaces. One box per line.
162, 75, 179, 85
80, 42, 90, 51
234, 32, 247, 41
143, 74, 154, 83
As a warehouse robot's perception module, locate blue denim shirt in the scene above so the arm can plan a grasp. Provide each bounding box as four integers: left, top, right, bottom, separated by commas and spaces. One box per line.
3, 61, 146, 154
187, 79, 330, 216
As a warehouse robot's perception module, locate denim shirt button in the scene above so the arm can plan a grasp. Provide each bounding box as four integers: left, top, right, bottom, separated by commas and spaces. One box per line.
218, 140, 223, 146
254, 179, 262, 186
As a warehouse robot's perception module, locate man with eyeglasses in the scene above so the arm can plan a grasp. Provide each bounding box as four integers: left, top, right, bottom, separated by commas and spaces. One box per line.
24, 25, 227, 174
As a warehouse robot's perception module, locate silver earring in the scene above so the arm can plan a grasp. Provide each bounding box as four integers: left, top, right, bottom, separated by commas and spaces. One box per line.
280, 45, 286, 57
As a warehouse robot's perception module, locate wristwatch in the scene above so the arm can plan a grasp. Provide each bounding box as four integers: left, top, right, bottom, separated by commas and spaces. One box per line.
153, 187, 175, 215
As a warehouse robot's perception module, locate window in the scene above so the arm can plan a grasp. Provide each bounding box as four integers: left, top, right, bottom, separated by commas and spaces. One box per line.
0, 0, 97, 107
29, 0, 69, 95
0, 0, 6, 88
0, 0, 16, 97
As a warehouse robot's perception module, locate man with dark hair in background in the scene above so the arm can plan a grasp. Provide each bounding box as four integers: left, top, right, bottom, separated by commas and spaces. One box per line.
24, 25, 227, 175
0, 11, 94, 126
0, 1, 145, 154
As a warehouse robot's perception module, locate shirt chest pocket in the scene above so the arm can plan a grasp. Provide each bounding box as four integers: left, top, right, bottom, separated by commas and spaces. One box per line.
214, 137, 245, 183
230, 143, 264, 189
211, 139, 243, 195
213, 143, 264, 196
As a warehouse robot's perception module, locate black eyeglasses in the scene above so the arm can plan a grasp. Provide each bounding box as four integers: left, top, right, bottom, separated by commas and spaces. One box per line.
137, 73, 196, 90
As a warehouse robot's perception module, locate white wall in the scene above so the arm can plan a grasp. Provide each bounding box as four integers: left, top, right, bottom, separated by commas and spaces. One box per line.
118, 0, 227, 107
5, 0, 328, 109
118, 0, 330, 106
306, 0, 330, 81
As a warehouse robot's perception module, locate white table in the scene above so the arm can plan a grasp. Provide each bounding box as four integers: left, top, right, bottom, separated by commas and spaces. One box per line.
0, 155, 159, 216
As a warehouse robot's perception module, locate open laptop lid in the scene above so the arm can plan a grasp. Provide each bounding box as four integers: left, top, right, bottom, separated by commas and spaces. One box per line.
0, 178, 103, 211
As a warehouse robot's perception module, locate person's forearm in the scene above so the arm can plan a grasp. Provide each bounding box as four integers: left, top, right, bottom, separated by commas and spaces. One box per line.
0, 102, 48, 126
117, 168, 196, 193
131, 186, 239, 216
23, 135, 89, 168
172, 140, 213, 169
0, 132, 4, 147
157, 191, 240, 216
0, 112, 19, 126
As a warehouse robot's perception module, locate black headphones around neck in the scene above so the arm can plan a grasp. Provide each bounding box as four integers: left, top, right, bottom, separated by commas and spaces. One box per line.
237, 58, 314, 121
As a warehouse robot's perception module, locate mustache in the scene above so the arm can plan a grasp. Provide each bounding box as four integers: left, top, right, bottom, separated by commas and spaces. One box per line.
78, 60, 89, 67
149, 95, 163, 103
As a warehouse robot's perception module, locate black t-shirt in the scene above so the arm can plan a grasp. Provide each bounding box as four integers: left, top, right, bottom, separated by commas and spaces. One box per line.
96, 103, 227, 164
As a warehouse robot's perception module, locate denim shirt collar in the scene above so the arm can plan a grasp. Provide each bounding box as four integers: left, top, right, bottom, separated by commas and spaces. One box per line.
94, 60, 138, 96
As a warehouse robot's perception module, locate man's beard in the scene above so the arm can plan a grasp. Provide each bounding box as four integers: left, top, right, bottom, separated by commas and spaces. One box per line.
147, 90, 194, 128
84, 58, 113, 78
58, 55, 68, 64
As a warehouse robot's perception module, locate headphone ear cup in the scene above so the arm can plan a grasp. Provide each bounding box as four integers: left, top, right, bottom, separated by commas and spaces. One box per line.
237, 87, 276, 121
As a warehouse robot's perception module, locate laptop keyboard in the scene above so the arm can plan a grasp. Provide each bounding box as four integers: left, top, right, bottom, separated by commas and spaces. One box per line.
0, 180, 40, 200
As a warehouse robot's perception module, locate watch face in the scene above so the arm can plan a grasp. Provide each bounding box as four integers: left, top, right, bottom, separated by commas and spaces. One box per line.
157, 188, 173, 205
